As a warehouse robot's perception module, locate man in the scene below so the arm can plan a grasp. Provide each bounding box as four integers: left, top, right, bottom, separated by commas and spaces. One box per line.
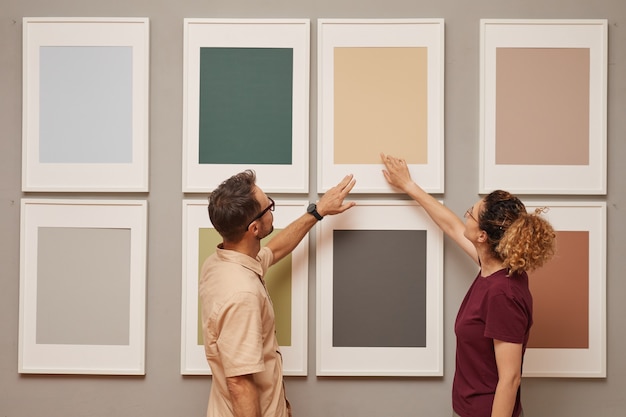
200, 170, 356, 417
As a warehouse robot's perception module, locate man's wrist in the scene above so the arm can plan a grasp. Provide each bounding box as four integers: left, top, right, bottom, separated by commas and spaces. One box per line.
307, 203, 323, 221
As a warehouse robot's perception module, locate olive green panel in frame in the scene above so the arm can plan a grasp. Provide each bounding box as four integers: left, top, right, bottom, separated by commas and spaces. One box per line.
197, 228, 292, 346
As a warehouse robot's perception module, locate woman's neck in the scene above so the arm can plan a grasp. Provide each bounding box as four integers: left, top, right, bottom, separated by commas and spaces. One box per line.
477, 250, 505, 277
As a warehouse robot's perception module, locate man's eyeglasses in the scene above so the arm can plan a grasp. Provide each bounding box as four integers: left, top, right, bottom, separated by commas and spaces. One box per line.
246, 197, 275, 230
464, 206, 478, 223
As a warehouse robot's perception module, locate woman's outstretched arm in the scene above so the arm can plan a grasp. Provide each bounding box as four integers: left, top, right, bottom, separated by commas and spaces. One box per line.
381, 153, 478, 265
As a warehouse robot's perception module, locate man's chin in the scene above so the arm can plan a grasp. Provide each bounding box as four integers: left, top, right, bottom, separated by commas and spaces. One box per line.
259, 226, 274, 240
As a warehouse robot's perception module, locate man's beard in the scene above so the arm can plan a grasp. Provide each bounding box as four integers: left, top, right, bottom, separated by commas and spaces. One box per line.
258, 225, 274, 240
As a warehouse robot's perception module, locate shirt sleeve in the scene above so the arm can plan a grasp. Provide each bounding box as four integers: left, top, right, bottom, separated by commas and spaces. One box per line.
257, 246, 274, 274
215, 291, 266, 377
484, 292, 529, 344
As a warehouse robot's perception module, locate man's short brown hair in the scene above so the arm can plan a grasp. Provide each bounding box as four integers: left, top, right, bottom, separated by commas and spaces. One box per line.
208, 170, 261, 242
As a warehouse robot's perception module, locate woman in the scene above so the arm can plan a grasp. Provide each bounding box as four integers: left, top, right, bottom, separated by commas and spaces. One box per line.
381, 153, 556, 417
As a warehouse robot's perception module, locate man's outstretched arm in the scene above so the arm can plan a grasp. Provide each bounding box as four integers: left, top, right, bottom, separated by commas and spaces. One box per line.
266, 174, 356, 264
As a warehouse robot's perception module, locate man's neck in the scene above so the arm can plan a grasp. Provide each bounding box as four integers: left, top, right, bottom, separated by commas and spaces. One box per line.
222, 238, 262, 259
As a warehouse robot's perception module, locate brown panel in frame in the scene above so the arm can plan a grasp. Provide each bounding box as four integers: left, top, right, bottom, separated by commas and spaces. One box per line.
528, 231, 589, 349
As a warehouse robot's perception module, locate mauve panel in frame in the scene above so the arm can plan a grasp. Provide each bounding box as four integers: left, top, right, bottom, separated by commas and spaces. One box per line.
39, 46, 133, 163
333, 47, 428, 165
36, 227, 131, 345
332, 230, 427, 348
528, 230, 589, 349
197, 228, 293, 347
495, 48, 590, 165
479, 20, 607, 195
198, 47, 293, 165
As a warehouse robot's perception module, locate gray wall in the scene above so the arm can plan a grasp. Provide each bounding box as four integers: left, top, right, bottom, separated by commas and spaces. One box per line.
1, 0, 625, 416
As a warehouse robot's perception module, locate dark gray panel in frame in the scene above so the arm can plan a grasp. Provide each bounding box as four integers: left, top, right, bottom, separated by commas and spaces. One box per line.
332, 229, 427, 348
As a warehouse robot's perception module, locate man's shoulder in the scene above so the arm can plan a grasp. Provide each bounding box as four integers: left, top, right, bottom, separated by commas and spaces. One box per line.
201, 255, 261, 290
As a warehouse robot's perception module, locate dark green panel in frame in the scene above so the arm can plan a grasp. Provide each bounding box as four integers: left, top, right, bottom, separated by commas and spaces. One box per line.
199, 47, 293, 165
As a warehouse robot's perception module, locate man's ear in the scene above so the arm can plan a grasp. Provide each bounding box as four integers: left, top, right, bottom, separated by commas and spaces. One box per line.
248, 220, 260, 237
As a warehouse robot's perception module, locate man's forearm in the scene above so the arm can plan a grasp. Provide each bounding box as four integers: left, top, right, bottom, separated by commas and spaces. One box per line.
266, 173, 356, 264
227, 374, 262, 417
266, 213, 318, 264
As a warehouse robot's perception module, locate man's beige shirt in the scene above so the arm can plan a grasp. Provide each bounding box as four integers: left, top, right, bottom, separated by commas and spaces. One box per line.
199, 245, 288, 417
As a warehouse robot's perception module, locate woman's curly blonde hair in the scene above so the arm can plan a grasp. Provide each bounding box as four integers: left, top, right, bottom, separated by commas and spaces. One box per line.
479, 190, 556, 275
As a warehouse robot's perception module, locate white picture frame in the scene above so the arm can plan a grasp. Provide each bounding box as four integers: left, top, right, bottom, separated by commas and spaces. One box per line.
181, 199, 309, 375
523, 201, 606, 378
182, 19, 310, 193
19, 199, 148, 374
22, 17, 150, 192
316, 200, 444, 376
479, 19, 608, 194
317, 19, 445, 193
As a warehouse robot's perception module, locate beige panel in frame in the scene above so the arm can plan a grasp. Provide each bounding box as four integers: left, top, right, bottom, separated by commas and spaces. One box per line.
317, 19, 445, 193
181, 199, 309, 375
316, 200, 444, 376
182, 19, 310, 193
19, 199, 147, 374
22, 18, 150, 192
479, 19, 607, 194
522, 202, 606, 378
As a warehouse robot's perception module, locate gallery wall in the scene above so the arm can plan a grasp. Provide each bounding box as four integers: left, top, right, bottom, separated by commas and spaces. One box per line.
1, 0, 626, 416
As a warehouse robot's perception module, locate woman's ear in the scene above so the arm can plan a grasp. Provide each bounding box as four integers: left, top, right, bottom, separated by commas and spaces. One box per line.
476, 229, 488, 243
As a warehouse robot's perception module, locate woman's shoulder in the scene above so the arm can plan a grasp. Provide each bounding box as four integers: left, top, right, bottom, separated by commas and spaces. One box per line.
488, 269, 529, 295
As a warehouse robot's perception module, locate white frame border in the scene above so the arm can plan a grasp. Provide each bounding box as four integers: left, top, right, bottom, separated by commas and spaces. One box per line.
317, 19, 445, 194
22, 17, 150, 192
316, 200, 444, 376
181, 199, 309, 375
19, 199, 148, 375
522, 201, 606, 378
479, 19, 608, 195
182, 18, 310, 193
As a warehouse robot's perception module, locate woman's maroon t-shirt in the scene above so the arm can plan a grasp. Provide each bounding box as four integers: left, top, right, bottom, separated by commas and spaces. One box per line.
452, 269, 533, 417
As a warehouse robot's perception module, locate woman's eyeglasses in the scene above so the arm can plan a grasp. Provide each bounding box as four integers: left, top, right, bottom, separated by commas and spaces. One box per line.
464, 206, 478, 223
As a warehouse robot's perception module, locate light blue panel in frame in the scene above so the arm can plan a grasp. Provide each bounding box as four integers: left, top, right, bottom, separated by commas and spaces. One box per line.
39, 46, 133, 163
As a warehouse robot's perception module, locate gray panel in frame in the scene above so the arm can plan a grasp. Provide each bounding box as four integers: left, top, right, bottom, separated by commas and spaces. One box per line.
332, 229, 427, 348
36, 227, 132, 345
